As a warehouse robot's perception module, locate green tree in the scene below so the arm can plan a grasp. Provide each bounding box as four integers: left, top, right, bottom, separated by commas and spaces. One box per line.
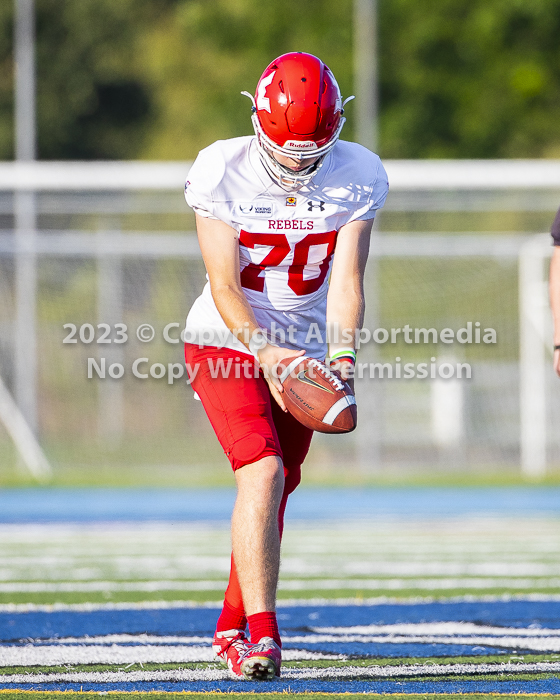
135, 0, 355, 159
2, 0, 560, 160
2, 0, 161, 159
379, 0, 560, 157
0, 3, 14, 158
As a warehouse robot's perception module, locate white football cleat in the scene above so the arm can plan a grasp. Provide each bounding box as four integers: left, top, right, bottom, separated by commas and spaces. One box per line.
240, 636, 281, 680
212, 629, 252, 679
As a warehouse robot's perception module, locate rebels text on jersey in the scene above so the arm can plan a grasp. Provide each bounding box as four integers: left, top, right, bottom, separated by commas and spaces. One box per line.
184, 136, 388, 358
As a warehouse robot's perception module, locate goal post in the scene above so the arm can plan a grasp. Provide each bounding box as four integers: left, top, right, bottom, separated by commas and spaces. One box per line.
0, 372, 52, 481
0, 159, 559, 479
518, 235, 553, 479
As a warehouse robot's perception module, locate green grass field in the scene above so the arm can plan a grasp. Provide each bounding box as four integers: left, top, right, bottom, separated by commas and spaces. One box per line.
1, 516, 559, 605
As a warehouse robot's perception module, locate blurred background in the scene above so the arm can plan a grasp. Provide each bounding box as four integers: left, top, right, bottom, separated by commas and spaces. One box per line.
1, 0, 560, 487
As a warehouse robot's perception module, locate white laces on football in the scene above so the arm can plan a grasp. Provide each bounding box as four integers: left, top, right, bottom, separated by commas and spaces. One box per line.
308, 359, 344, 391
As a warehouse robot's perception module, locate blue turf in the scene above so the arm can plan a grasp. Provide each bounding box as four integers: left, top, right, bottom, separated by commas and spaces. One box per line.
1, 486, 560, 522
4, 680, 560, 693
283, 641, 512, 656
2, 600, 559, 692
279, 599, 560, 629
3, 600, 560, 641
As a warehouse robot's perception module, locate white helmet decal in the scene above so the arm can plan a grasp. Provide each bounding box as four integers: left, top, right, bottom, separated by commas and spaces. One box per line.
256, 72, 275, 113
283, 140, 317, 149
331, 74, 343, 112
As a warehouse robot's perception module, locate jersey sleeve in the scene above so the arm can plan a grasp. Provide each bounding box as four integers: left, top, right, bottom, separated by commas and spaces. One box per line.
552, 207, 560, 246
354, 158, 389, 222
342, 151, 389, 225
184, 144, 227, 219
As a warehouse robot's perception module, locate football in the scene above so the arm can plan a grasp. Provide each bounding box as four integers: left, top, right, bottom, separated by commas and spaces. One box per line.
277, 356, 357, 434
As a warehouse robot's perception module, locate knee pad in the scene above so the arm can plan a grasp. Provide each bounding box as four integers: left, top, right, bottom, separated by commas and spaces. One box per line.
230, 433, 281, 471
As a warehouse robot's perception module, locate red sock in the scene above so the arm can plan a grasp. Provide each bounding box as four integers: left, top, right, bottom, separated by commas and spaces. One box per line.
216, 555, 247, 632
247, 611, 281, 647
216, 599, 247, 632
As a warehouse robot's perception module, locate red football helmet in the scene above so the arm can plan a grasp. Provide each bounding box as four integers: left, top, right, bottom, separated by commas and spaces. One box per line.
242, 52, 353, 190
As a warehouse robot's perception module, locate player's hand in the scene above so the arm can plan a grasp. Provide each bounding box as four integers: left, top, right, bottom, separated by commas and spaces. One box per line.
257, 345, 305, 412
554, 348, 560, 378
330, 359, 355, 393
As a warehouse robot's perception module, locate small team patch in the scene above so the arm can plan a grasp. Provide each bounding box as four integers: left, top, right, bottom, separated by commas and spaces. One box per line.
234, 201, 275, 217
286, 196, 297, 207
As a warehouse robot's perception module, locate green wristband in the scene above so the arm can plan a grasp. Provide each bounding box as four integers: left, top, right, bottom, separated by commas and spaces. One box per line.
331, 348, 357, 363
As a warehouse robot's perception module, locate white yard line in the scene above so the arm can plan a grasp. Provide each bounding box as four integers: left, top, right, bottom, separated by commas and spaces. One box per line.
1, 519, 558, 590
314, 622, 560, 636
1, 661, 560, 684
0, 581, 227, 593
284, 633, 560, 652
5, 622, 560, 667
5, 561, 560, 580
2, 577, 560, 593
279, 578, 560, 590
10, 623, 560, 646
0, 520, 558, 550
0, 645, 215, 665
0, 600, 223, 612
27, 634, 214, 645
0, 646, 337, 666
2, 593, 560, 613
12, 622, 560, 649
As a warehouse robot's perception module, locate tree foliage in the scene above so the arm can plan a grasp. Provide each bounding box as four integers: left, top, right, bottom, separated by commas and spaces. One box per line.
380, 0, 560, 158
1, 0, 560, 160
134, 0, 355, 159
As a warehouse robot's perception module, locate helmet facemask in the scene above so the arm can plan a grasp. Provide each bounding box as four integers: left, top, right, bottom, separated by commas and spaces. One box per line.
249, 111, 345, 191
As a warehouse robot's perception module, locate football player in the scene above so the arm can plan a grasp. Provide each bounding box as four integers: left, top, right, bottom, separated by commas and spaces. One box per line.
550, 206, 560, 377
184, 52, 388, 680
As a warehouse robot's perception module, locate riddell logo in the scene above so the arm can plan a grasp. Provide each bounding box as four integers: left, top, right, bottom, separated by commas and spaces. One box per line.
284, 140, 317, 149
268, 220, 314, 230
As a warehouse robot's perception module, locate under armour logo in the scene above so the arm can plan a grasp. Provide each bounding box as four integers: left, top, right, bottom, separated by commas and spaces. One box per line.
308, 201, 325, 211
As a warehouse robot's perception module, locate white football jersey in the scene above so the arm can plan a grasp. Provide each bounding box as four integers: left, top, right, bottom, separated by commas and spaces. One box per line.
184, 135, 388, 359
